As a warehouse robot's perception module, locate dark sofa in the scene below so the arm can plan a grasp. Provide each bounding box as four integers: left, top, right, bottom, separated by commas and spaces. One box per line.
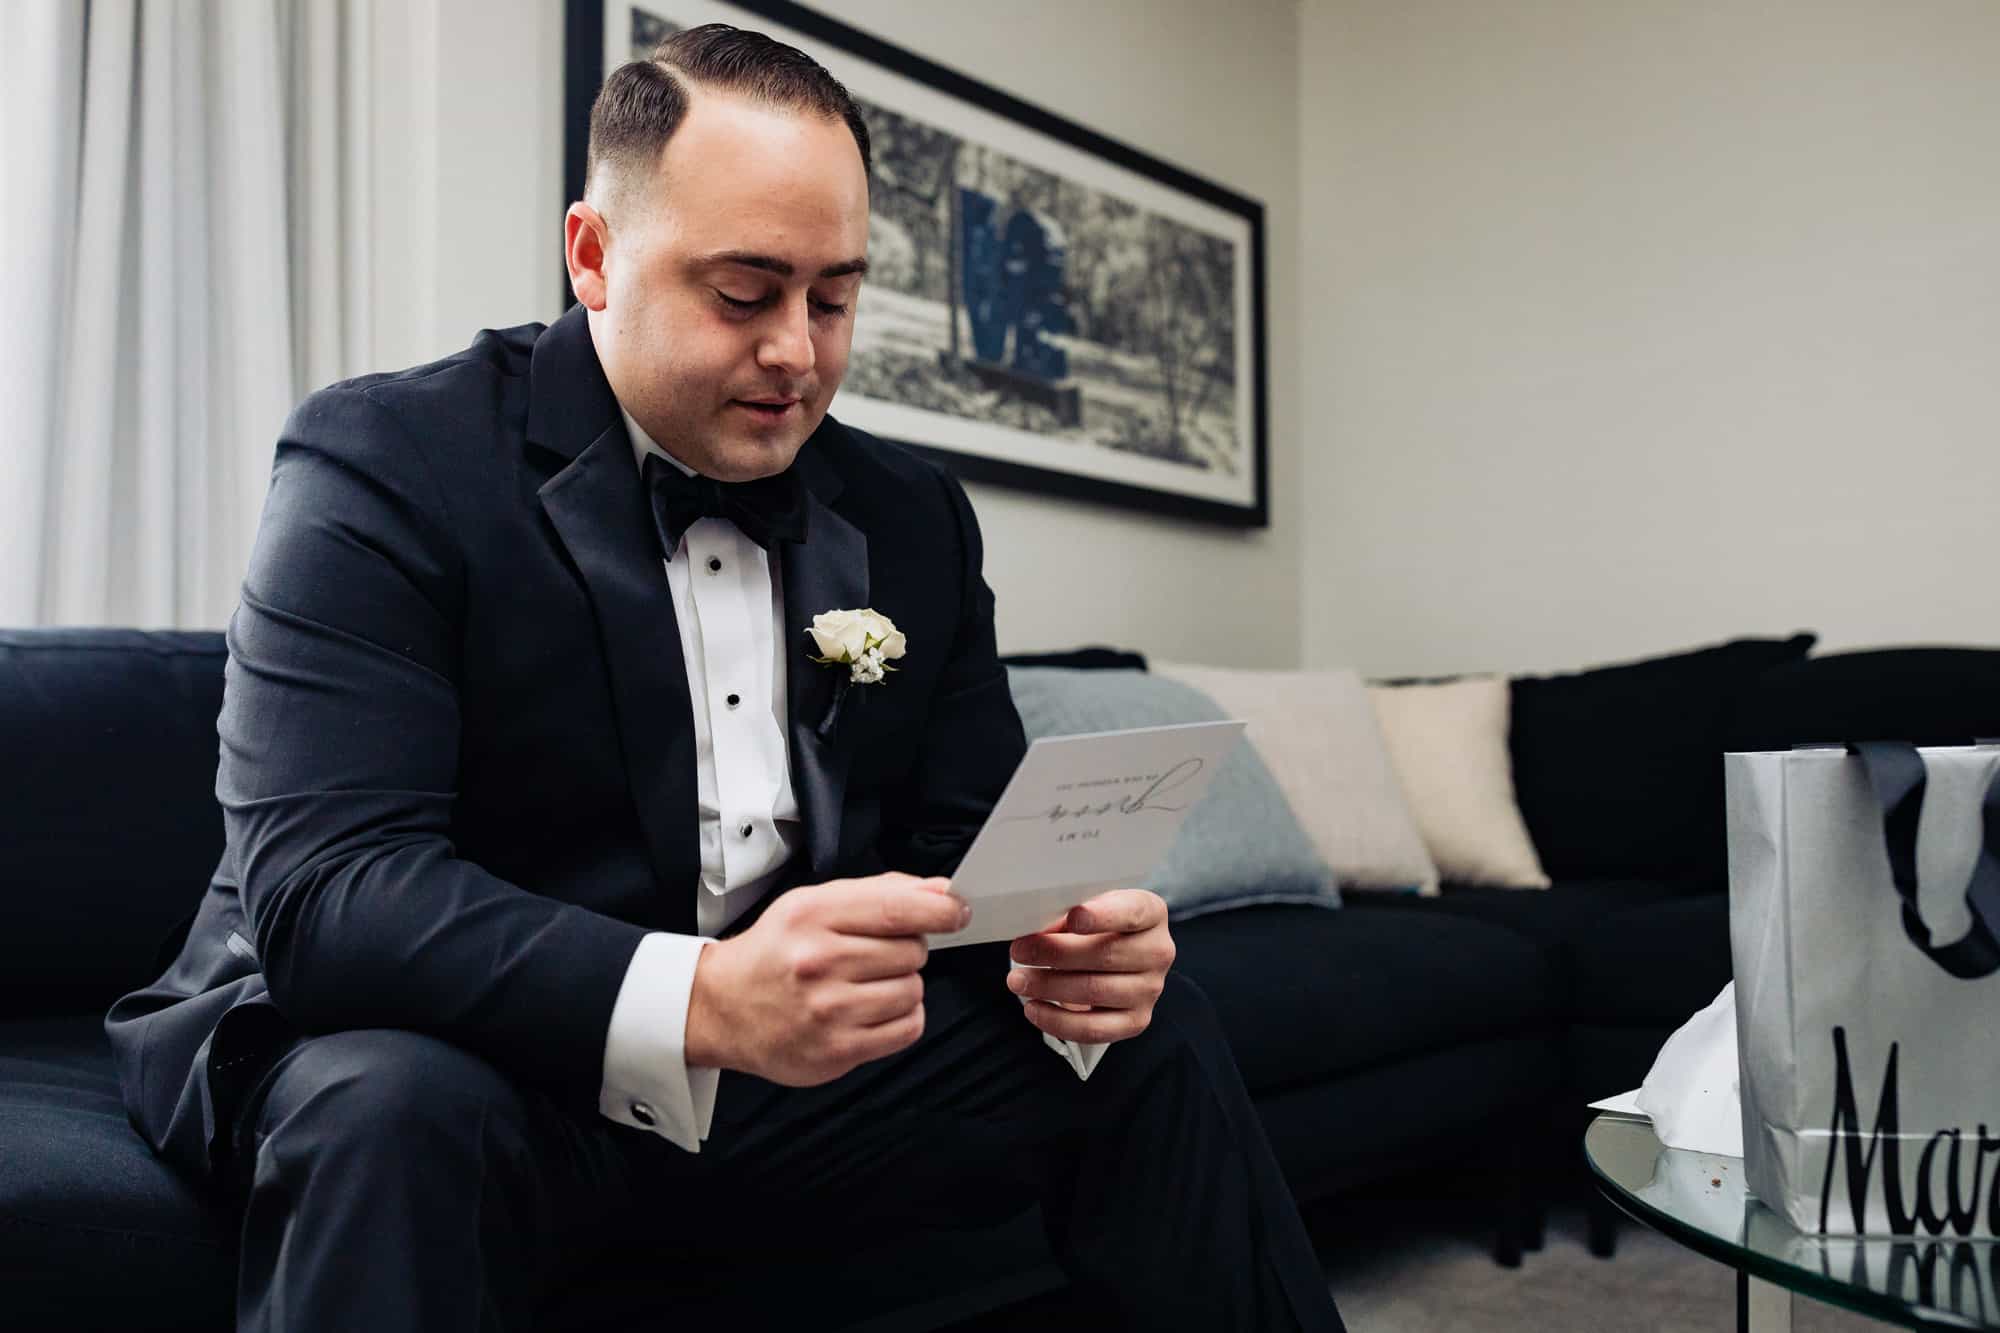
5, 627, 1994, 1331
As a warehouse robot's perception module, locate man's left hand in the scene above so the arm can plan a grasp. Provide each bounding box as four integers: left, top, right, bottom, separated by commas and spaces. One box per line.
1006, 888, 1174, 1044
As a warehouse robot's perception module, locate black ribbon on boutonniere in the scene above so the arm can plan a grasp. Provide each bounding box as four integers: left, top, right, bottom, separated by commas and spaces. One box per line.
815, 670, 859, 742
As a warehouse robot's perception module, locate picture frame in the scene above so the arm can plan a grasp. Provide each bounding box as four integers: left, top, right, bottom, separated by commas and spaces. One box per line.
564, 0, 1269, 527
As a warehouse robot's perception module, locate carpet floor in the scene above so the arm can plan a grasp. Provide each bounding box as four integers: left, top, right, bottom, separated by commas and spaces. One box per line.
949, 1182, 1900, 1331
1314, 1197, 1894, 1332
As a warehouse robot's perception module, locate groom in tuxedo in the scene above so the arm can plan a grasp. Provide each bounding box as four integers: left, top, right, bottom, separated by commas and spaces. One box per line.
105, 23, 1344, 1332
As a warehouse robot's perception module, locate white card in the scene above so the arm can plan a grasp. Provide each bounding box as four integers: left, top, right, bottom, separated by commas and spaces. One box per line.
927, 719, 1247, 948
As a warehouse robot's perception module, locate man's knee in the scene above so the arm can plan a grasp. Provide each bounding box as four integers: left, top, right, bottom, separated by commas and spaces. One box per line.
1118, 969, 1242, 1090
1152, 970, 1224, 1047
251, 1028, 529, 1161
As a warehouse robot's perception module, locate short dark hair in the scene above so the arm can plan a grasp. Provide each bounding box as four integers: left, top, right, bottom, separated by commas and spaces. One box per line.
584, 23, 872, 205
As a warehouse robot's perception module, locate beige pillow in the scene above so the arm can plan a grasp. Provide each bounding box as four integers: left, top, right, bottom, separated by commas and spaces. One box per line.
1367, 677, 1551, 890
1152, 660, 1441, 895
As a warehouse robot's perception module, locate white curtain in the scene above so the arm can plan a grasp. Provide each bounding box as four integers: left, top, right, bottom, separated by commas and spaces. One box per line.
0, 0, 371, 629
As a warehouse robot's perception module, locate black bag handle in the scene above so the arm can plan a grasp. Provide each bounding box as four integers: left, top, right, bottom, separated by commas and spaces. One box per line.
1848, 741, 2000, 980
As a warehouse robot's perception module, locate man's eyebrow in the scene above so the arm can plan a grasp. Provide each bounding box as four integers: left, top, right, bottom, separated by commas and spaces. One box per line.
691, 250, 870, 280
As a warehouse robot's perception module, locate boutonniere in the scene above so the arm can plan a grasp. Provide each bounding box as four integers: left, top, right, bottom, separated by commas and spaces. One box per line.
804, 609, 906, 739
806, 608, 906, 683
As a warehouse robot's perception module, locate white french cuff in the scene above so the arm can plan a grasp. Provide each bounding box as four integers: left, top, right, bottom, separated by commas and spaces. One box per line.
599, 932, 722, 1152
1012, 958, 1109, 1080
1045, 1032, 1111, 1081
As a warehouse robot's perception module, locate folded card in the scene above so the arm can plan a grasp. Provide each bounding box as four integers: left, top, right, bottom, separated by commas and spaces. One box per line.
928, 719, 1247, 948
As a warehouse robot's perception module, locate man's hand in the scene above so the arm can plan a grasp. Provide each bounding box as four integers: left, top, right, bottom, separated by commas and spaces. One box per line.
1006, 889, 1175, 1044
685, 872, 969, 1086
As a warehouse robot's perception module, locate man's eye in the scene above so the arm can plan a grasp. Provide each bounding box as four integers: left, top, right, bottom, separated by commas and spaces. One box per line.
715, 290, 849, 317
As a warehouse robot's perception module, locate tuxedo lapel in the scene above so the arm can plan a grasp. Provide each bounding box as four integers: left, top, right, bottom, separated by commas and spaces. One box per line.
527, 308, 699, 912
782, 443, 868, 880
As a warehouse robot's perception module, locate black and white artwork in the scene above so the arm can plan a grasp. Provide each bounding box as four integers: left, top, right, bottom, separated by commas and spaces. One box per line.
567, 0, 1268, 526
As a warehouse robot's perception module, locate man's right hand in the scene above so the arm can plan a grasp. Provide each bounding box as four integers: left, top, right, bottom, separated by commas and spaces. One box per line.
684, 872, 970, 1086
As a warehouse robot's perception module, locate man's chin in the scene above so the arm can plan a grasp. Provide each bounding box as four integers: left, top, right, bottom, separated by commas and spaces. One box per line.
712, 433, 808, 481
720, 413, 825, 476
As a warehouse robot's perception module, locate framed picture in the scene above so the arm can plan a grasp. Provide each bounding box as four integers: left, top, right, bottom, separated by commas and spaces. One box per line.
564, 0, 1268, 527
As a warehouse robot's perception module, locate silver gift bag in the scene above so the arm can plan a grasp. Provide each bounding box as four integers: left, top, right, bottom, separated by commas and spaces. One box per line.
1727, 743, 2000, 1238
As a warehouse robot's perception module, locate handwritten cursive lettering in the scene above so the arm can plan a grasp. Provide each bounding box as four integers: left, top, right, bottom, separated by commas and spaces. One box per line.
997, 758, 1205, 826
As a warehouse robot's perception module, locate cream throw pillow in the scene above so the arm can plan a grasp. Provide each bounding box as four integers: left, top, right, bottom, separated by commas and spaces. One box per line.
1367, 677, 1550, 889
1151, 660, 1441, 895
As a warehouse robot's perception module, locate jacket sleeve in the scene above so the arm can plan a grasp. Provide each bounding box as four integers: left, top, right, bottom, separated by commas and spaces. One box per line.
874, 464, 1029, 880
221, 386, 650, 1100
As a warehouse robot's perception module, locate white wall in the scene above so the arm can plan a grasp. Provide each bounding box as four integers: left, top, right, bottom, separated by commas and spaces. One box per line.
360, 0, 567, 373
832, 1, 1303, 664
1300, 0, 2000, 678
380, 0, 1305, 666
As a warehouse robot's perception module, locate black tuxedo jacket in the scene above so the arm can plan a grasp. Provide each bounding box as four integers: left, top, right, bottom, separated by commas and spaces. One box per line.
105, 305, 1029, 1184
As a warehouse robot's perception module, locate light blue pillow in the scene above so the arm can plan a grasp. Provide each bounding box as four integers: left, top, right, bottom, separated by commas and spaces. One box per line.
1003, 666, 1341, 922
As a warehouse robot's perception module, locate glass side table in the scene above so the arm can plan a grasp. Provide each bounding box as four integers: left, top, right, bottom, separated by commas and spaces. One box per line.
1585, 1112, 1999, 1331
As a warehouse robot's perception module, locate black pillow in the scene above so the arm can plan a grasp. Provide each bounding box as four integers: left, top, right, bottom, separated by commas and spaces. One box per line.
997, 646, 1147, 671
1509, 634, 1816, 881
1726, 647, 2000, 752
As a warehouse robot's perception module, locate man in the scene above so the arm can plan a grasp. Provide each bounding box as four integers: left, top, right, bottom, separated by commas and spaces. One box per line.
106, 24, 1345, 1332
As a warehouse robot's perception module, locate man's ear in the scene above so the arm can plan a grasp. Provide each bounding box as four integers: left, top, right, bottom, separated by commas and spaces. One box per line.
565, 202, 611, 311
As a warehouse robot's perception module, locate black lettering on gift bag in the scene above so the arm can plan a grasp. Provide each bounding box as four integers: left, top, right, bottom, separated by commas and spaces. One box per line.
1819, 1026, 2000, 1236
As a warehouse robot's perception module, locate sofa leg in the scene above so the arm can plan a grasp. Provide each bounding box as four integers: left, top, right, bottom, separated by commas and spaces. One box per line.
1586, 1190, 1619, 1259
1492, 1137, 1525, 1268
1493, 1215, 1523, 1269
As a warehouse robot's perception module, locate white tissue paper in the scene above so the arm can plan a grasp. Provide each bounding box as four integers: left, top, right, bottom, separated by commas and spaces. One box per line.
1632, 982, 1743, 1157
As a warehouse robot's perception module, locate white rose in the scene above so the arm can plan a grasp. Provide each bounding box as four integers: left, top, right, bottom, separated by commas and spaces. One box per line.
808, 609, 868, 661
809, 608, 905, 663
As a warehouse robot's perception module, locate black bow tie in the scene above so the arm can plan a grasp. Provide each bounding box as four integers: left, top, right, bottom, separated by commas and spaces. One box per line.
642, 451, 809, 558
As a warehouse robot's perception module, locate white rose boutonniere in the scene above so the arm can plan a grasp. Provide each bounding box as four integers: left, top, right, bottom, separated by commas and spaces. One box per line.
806, 608, 907, 685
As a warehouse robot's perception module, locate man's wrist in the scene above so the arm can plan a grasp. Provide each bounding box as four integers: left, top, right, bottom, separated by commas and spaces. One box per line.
684, 936, 732, 1069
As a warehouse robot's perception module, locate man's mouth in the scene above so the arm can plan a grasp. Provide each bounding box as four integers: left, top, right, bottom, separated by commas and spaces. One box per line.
734, 397, 800, 422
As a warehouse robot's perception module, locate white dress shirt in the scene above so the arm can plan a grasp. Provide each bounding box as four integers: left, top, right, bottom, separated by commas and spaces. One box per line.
598, 410, 1106, 1152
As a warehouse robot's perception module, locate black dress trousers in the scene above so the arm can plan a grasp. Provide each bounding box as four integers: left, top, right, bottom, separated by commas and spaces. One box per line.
222, 943, 1346, 1332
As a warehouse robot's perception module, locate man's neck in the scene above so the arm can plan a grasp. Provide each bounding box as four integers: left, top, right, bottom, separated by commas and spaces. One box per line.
621, 407, 702, 480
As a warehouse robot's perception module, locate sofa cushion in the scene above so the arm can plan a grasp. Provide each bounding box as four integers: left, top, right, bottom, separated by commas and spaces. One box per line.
1170, 904, 1554, 1094
1727, 647, 2000, 751
1344, 878, 1714, 1023
1567, 892, 1732, 1029
1151, 660, 1441, 894
0, 629, 228, 1018
0, 1016, 234, 1332
1004, 667, 1341, 922
1369, 677, 1550, 889
1508, 634, 1817, 881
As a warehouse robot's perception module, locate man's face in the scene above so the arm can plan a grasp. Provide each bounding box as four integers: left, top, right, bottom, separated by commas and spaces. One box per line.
583, 87, 869, 481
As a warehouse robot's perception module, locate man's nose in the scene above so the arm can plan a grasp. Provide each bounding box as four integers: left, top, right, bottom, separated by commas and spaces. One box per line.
756, 296, 815, 376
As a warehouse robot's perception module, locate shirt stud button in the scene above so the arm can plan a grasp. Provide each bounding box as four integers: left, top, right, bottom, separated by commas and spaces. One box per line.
707, 556, 722, 573
739, 821, 752, 838
630, 1101, 656, 1127
726, 692, 740, 707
